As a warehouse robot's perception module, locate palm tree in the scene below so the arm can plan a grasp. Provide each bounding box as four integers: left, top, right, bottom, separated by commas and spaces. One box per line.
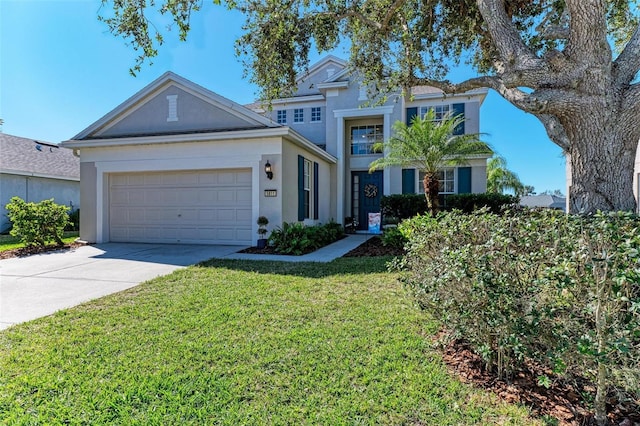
486, 155, 525, 196
369, 110, 490, 216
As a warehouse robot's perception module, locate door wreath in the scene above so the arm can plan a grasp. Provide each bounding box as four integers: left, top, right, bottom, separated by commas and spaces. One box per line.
364, 183, 378, 198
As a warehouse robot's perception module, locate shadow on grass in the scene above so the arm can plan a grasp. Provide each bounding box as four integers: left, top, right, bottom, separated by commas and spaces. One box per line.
197, 256, 398, 278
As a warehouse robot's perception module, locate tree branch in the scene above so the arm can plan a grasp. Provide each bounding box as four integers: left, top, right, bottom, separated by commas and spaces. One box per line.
535, 7, 570, 41
564, 0, 610, 64
475, 0, 544, 71
614, 23, 640, 87
536, 114, 570, 151
412, 75, 556, 115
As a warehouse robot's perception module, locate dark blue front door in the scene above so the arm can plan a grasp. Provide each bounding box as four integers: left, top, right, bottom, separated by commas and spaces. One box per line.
352, 171, 383, 230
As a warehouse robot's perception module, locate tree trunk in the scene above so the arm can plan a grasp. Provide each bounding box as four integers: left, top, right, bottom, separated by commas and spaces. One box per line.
423, 172, 440, 216
564, 112, 638, 214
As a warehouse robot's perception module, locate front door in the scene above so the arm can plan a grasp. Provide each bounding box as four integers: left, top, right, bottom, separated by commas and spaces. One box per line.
352, 171, 383, 230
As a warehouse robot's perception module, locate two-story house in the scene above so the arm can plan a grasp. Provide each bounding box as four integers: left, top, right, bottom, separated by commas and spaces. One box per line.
251, 56, 490, 228
63, 56, 489, 245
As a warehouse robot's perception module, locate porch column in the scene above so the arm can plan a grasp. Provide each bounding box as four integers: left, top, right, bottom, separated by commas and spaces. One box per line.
383, 111, 392, 195
336, 117, 345, 224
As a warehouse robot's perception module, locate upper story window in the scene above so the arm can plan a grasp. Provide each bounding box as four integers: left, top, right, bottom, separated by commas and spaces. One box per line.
277, 110, 287, 124
418, 168, 455, 194
311, 107, 322, 122
350, 125, 383, 155
419, 104, 450, 122
294, 108, 304, 123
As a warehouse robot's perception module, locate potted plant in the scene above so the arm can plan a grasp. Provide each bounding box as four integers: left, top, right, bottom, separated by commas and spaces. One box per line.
257, 216, 269, 249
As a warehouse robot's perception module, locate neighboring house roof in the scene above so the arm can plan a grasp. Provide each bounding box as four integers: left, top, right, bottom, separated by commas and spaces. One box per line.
0, 133, 79, 180
520, 194, 566, 211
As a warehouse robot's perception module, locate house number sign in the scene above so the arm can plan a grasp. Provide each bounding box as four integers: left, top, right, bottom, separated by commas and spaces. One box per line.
264, 189, 277, 197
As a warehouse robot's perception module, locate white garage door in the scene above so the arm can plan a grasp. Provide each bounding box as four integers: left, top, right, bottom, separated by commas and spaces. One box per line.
109, 169, 252, 245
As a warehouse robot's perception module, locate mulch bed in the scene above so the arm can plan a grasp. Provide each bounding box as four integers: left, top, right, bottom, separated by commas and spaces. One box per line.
238, 236, 404, 257
440, 338, 640, 426
342, 236, 405, 257
0, 241, 86, 260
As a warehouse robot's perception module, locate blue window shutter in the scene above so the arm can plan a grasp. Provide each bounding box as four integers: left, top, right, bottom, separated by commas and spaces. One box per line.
402, 169, 416, 194
298, 155, 305, 221
406, 107, 418, 125
313, 162, 319, 220
458, 167, 472, 193
452, 103, 465, 135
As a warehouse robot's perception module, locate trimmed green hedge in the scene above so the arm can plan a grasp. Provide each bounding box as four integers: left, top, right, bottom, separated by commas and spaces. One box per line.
381, 193, 517, 219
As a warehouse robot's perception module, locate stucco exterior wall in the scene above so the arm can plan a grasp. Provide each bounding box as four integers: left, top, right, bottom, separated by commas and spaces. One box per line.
280, 139, 334, 225
79, 162, 97, 242
76, 134, 334, 243
98, 87, 258, 138
1, 173, 79, 233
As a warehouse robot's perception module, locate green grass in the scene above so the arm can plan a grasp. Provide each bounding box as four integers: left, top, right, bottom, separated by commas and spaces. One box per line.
0, 257, 541, 425
0, 231, 79, 252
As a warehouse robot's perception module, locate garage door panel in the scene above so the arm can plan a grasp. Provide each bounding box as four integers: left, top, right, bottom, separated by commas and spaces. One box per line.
236, 172, 252, 184
237, 189, 252, 202
110, 169, 252, 245
236, 209, 252, 222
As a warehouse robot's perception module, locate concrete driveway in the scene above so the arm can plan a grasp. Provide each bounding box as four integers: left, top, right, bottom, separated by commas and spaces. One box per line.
0, 243, 241, 330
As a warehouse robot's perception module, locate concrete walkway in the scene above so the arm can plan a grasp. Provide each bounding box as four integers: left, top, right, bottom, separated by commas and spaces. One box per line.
0, 235, 372, 330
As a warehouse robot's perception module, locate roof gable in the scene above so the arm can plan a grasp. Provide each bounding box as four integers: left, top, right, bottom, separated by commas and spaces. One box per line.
293, 56, 348, 96
73, 72, 278, 140
0, 133, 79, 180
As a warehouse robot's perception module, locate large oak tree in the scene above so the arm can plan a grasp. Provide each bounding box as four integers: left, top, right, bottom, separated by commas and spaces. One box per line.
100, 0, 640, 213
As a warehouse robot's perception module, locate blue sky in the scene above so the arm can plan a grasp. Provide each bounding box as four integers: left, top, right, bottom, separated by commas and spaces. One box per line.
0, 0, 566, 194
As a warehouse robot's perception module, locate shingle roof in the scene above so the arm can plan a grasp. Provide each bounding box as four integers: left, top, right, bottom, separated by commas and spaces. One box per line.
0, 133, 79, 180
520, 194, 566, 211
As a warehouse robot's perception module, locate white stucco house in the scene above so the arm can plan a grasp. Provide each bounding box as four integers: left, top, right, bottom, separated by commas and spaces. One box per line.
1, 133, 80, 233
62, 56, 490, 246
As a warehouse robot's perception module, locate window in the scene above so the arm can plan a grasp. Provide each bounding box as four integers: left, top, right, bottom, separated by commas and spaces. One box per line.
418, 168, 455, 194
419, 104, 450, 122
438, 168, 455, 193
277, 110, 287, 124
350, 125, 383, 155
303, 159, 311, 218
298, 156, 319, 221
311, 107, 321, 122
294, 108, 304, 123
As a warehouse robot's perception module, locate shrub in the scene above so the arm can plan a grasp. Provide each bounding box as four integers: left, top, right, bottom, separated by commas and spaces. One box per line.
381, 193, 517, 220
380, 194, 427, 220
268, 221, 345, 255
381, 226, 407, 249
66, 209, 80, 231
441, 193, 518, 213
5, 197, 70, 247
397, 209, 640, 421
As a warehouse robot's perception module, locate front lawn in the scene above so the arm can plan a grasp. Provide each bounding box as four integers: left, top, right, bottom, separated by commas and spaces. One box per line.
0, 231, 79, 252
0, 257, 540, 424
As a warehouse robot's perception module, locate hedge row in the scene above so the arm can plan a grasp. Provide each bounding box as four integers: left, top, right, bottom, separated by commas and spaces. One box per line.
396, 209, 640, 422
380, 193, 517, 219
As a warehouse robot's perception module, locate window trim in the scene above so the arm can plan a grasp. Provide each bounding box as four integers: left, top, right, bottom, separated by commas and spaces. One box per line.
349, 124, 384, 156
417, 168, 456, 194
419, 104, 451, 122
276, 110, 287, 124
311, 107, 322, 123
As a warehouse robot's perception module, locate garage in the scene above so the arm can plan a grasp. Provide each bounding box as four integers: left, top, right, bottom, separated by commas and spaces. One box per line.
109, 169, 252, 245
